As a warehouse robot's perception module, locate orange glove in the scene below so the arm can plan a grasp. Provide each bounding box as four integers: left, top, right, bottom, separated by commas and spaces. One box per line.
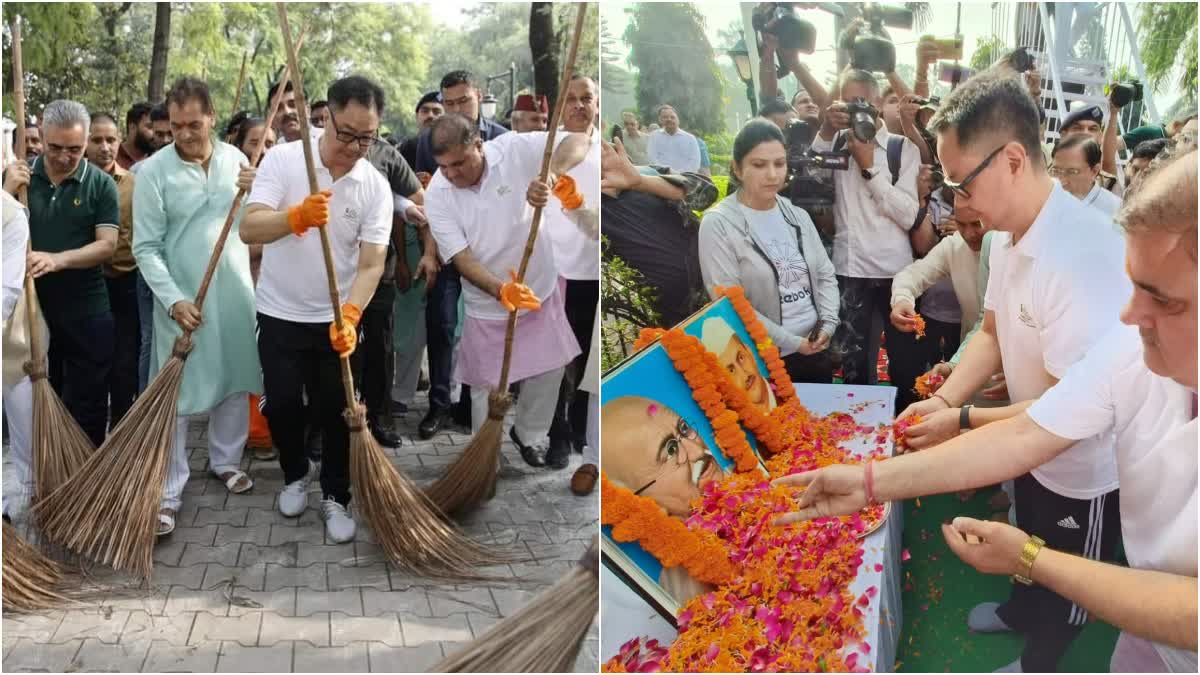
328, 302, 362, 356
287, 190, 333, 236
497, 270, 542, 312
552, 174, 584, 210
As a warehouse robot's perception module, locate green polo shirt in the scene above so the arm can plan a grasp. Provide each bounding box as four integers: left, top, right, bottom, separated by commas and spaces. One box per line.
27, 157, 120, 320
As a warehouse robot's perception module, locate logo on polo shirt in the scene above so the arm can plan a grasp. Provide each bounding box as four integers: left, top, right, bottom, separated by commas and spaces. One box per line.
73, 197, 82, 206
497, 184, 511, 197
1018, 304, 1036, 328
343, 206, 359, 222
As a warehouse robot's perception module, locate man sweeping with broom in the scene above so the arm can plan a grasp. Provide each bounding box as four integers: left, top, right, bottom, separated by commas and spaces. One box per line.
423, 114, 583, 468
241, 74, 390, 544
133, 77, 261, 537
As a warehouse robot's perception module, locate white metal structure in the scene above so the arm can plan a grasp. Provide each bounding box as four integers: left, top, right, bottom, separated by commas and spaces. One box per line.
989, 1, 1161, 144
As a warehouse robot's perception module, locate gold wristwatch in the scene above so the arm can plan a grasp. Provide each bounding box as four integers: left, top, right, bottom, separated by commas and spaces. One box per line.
1012, 535, 1046, 586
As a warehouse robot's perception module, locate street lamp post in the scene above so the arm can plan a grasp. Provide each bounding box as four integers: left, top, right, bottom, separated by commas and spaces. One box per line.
728, 37, 757, 116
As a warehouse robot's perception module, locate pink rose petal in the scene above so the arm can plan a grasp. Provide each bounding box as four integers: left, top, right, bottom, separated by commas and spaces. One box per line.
874, 563, 884, 572
901, 548, 911, 562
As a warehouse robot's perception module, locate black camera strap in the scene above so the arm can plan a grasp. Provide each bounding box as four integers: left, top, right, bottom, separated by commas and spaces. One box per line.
833, 130, 904, 186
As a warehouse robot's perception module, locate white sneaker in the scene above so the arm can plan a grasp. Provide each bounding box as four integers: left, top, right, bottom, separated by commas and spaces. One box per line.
320, 498, 356, 543
278, 462, 315, 517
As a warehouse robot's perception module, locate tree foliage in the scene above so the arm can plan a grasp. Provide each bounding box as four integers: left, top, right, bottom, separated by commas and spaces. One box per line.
623, 2, 725, 135
3, 2, 597, 137
4, 2, 436, 137
969, 35, 1006, 72
1136, 2, 1198, 96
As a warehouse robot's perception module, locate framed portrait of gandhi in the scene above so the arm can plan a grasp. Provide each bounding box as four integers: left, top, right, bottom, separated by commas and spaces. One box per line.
600, 297, 770, 623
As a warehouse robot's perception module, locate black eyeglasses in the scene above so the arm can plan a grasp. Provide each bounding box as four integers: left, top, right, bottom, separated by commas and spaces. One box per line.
328, 113, 378, 149
943, 144, 1007, 199
633, 416, 700, 496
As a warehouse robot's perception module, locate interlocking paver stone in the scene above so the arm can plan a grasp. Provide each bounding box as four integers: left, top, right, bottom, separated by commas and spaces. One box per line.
2, 397, 596, 672
216, 641, 294, 673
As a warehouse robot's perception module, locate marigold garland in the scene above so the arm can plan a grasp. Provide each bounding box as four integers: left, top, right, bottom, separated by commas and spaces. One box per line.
660, 329, 759, 473
633, 327, 666, 352
912, 313, 927, 339
601, 472, 736, 586
713, 287, 795, 404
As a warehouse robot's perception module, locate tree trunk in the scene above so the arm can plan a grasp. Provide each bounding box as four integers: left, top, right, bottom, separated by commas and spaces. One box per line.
147, 2, 172, 103
529, 3, 559, 109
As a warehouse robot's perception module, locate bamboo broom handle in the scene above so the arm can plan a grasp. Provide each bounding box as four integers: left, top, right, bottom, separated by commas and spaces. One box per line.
190, 26, 307, 314
230, 52, 249, 120
11, 16, 44, 369
496, 3, 589, 392
275, 3, 358, 412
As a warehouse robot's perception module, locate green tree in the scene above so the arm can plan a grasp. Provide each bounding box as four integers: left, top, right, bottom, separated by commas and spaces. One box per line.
624, 2, 725, 135
969, 35, 1006, 72
1137, 2, 1198, 96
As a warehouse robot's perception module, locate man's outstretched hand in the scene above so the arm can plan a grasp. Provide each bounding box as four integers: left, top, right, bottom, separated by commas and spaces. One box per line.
770, 464, 868, 526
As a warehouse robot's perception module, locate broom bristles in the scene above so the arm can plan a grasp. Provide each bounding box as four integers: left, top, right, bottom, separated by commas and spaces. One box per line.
425, 392, 510, 515
33, 346, 188, 579
2, 521, 71, 611
431, 537, 600, 673
27, 365, 95, 510
346, 404, 517, 580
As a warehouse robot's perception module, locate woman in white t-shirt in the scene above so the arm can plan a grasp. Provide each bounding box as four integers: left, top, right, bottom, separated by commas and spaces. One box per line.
698, 119, 839, 383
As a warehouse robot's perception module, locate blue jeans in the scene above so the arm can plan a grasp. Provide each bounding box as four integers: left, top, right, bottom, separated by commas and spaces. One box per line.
136, 271, 155, 392
423, 266, 461, 410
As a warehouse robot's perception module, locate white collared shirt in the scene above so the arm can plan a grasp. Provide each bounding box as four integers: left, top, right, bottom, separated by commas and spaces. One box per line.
544, 131, 600, 280
984, 181, 1130, 498
1081, 181, 1122, 219
425, 131, 560, 321
812, 126, 921, 278
246, 138, 392, 323
647, 128, 701, 174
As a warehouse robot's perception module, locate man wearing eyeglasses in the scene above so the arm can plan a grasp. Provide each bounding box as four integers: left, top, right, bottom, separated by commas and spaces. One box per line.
242, 75, 391, 544
3, 99, 119, 447
891, 73, 1129, 673
811, 69, 925, 409
413, 70, 509, 441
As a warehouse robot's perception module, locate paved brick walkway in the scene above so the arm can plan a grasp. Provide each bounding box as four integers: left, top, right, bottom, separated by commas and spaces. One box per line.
2, 402, 598, 673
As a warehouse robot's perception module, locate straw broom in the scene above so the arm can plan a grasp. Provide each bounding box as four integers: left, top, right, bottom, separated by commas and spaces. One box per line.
431, 535, 600, 673
274, 2, 513, 579
33, 33, 308, 579
2, 522, 73, 611
426, 3, 590, 516
7, 16, 96, 513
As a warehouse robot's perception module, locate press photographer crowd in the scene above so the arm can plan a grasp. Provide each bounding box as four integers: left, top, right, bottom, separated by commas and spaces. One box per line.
602, 2, 1197, 672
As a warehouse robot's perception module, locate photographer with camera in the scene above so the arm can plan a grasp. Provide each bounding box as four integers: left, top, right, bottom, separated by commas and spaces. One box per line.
699, 119, 839, 383
754, 9, 831, 121
810, 68, 924, 407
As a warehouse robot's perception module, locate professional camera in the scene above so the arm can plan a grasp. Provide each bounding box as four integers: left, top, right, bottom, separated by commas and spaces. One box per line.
847, 3, 914, 72
845, 97, 879, 143
1006, 46, 1036, 74
1107, 80, 1143, 108
783, 118, 849, 210
752, 4, 817, 53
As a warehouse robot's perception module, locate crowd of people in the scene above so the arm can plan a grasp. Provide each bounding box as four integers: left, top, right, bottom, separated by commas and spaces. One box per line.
601, 28, 1196, 675
2, 65, 602, 543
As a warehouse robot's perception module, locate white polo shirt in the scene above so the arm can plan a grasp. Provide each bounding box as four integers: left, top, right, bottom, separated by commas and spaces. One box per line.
246, 138, 392, 323
983, 181, 1130, 498
425, 131, 559, 322
1081, 182, 1122, 220
544, 131, 600, 281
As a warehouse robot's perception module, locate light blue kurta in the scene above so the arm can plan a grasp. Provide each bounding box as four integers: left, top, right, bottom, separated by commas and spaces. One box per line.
132, 141, 262, 415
